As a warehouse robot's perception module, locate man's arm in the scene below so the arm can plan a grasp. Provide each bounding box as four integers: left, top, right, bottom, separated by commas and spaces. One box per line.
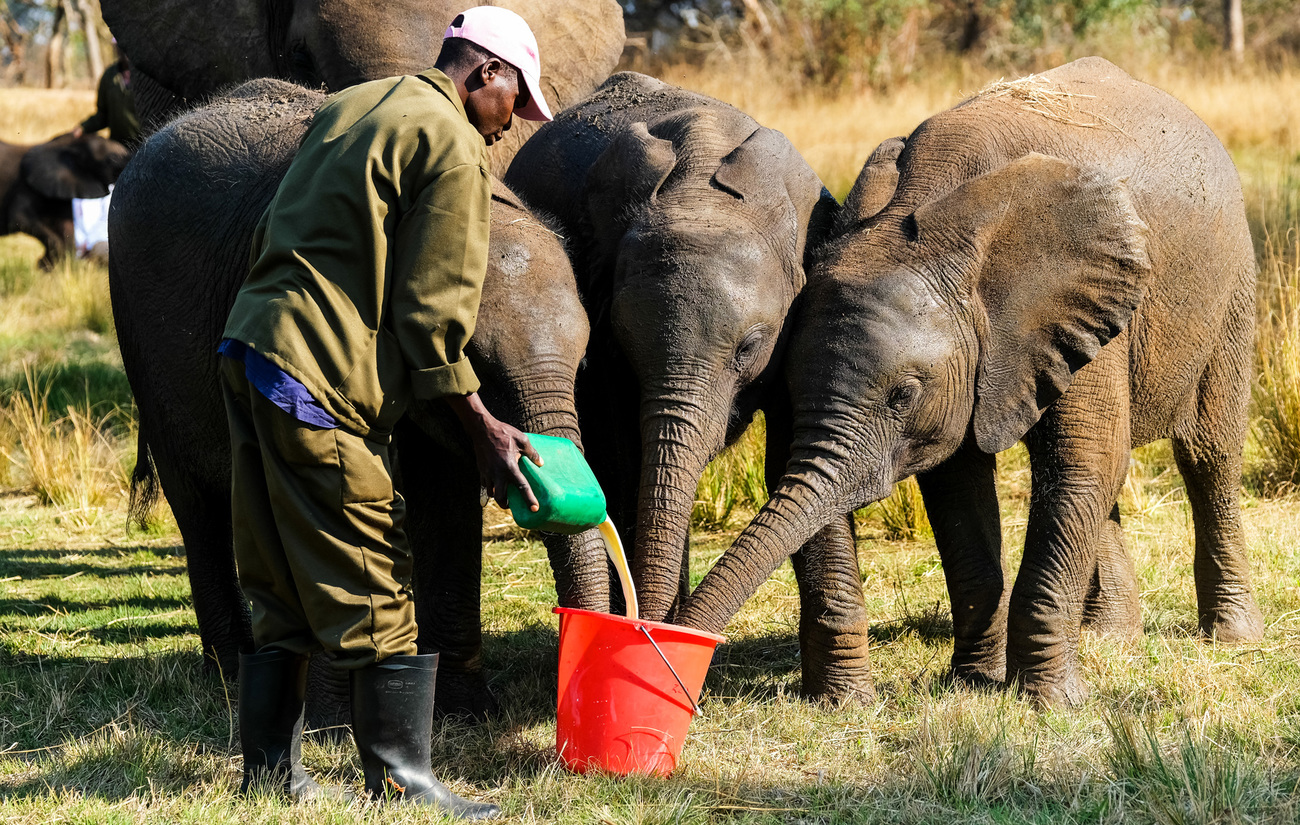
77, 71, 112, 136
446, 392, 542, 511
390, 159, 541, 508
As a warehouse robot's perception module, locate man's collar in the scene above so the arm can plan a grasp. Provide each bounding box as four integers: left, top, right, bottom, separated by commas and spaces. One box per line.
416, 68, 469, 120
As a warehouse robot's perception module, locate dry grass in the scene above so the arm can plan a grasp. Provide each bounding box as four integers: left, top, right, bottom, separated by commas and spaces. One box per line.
0, 88, 96, 144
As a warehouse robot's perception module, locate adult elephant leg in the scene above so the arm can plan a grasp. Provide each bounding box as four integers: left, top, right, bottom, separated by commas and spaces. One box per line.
395, 420, 496, 720
1080, 504, 1142, 637
1172, 285, 1263, 642
1009, 347, 1131, 707
915, 439, 1008, 686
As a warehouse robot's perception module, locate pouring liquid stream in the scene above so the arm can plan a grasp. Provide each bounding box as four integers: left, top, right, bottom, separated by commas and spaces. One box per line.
598, 516, 638, 619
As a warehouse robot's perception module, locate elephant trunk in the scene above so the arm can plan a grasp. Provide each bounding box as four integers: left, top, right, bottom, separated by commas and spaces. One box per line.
507, 370, 610, 611
631, 381, 728, 622
678, 436, 866, 635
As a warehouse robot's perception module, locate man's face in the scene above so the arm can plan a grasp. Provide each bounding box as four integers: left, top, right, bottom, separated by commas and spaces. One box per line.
464, 59, 529, 146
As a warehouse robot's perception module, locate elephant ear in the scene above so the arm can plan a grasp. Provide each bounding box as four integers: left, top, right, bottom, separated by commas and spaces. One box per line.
583, 122, 677, 264
712, 125, 830, 269
910, 153, 1152, 454
101, 0, 275, 100
489, 177, 528, 213
837, 136, 906, 233
21, 137, 130, 199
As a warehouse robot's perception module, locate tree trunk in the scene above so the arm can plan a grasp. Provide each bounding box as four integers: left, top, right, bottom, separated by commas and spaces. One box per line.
78, 0, 105, 81
45, 6, 66, 89
1223, 0, 1244, 64
60, 0, 85, 83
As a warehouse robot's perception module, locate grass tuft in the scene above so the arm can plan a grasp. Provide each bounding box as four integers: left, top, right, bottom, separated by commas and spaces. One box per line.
1249, 231, 1300, 495
0, 370, 134, 517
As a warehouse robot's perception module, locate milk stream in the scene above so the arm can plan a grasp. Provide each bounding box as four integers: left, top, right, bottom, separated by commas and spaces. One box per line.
598, 516, 639, 619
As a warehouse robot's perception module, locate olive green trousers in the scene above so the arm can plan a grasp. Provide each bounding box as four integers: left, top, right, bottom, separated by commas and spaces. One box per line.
220, 359, 418, 669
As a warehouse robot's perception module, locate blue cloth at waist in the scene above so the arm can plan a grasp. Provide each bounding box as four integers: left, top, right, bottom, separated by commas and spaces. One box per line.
218, 339, 339, 429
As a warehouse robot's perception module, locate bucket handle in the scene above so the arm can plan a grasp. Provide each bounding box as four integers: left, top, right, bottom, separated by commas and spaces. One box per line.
637, 625, 704, 718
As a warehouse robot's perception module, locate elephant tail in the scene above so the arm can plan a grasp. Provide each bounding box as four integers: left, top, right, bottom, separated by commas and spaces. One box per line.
127, 428, 160, 533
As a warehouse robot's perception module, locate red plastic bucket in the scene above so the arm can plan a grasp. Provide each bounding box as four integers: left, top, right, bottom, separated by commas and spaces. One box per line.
554, 607, 725, 776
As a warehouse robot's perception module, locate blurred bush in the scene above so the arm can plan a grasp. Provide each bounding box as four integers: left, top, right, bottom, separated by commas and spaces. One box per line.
620, 1, 1300, 91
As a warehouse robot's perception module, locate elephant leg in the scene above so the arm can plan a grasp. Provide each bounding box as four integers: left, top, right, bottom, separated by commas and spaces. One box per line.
149, 445, 251, 677
1171, 290, 1262, 642
395, 421, 496, 721
915, 439, 1008, 686
575, 348, 640, 614
1080, 503, 1141, 638
790, 513, 874, 703
1009, 348, 1131, 707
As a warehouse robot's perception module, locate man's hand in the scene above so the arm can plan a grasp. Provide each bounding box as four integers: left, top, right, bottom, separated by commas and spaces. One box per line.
446, 392, 542, 511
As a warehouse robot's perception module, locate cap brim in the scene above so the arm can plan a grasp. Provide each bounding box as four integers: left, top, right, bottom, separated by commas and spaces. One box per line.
516, 70, 552, 122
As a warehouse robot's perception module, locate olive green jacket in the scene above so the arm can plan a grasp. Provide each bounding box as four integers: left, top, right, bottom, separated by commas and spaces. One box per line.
223, 69, 491, 437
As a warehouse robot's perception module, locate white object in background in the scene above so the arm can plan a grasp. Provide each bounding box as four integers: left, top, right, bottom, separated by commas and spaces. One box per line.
73, 185, 113, 257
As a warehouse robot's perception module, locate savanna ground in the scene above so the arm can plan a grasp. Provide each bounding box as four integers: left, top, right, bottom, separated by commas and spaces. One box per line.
1, 57, 1300, 823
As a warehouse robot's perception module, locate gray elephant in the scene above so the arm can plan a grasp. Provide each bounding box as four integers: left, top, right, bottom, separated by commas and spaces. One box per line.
109, 79, 595, 714
503, 72, 871, 700
99, 0, 624, 172
0, 133, 129, 269
678, 57, 1264, 706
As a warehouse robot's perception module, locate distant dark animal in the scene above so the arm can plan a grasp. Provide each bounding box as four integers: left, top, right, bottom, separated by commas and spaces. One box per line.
0, 133, 130, 269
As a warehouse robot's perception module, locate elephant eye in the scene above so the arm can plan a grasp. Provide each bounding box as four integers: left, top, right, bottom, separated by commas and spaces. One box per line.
886, 379, 920, 413
288, 44, 319, 85
733, 329, 766, 373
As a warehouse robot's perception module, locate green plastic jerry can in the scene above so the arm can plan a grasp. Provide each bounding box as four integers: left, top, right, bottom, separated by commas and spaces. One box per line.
506, 434, 607, 534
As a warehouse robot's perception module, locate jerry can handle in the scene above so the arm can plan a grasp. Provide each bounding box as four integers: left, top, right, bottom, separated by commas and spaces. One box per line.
637, 624, 704, 718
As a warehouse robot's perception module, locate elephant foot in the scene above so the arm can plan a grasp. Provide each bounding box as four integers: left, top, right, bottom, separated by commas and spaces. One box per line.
1013, 663, 1090, 708
950, 640, 1006, 687
1199, 598, 1264, 644
800, 651, 876, 705
434, 667, 499, 722
1081, 595, 1142, 639
800, 671, 876, 706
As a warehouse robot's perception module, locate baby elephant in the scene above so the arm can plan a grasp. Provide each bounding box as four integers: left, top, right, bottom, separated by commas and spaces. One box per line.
0, 132, 129, 268
679, 56, 1263, 706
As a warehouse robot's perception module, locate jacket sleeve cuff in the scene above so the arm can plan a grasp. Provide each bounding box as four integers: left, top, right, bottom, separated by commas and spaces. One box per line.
410, 358, 480, 399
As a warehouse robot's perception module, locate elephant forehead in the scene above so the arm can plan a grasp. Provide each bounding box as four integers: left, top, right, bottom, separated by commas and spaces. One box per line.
804, 273, 957, 368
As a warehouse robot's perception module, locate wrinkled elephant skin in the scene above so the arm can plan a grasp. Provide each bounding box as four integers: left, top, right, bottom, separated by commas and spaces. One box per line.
99, 0, 625, 174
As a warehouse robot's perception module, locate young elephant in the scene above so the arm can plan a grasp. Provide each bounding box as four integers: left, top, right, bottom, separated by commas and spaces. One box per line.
109, 79, 596, 715
678, 57, 1263, 706
502, 73, 869, 700
0, 132, 129, 268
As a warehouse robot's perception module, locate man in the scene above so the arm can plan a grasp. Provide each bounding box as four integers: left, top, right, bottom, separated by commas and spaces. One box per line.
72, 40, 140, 147
218, 7, 553, 818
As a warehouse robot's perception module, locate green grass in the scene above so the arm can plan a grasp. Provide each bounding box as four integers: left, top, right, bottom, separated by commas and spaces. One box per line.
1, 486, 1299, 822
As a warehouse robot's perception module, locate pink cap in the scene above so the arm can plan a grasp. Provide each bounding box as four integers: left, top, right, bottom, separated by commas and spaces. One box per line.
445, 6, 552, 122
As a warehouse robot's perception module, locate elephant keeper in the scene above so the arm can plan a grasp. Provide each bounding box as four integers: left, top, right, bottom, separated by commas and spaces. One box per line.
215, 7, 552, 818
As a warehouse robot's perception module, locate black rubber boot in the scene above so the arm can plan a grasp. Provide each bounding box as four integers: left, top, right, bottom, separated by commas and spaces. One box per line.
350, 653, 501, 819
238, 648, 341, 800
